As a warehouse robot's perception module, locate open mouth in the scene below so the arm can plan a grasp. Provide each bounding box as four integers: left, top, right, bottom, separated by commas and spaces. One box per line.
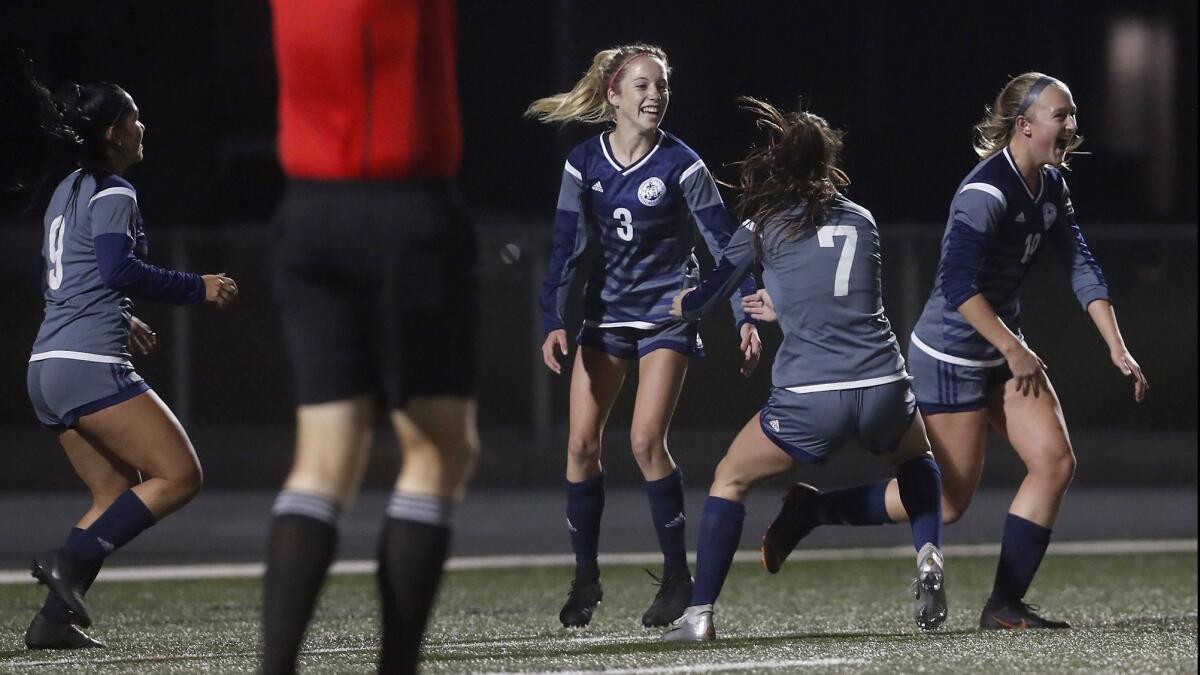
1054, 136, 1072, 153
640, 105, 661, 116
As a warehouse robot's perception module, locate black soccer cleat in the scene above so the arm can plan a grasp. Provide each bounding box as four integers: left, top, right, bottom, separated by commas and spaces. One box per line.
761, 483, 820, 574
25, 611, 105, 650
559, 577, 603, 628
31, 553, 92, 628
979, 598, 1071, 630
640, 570, 694, 627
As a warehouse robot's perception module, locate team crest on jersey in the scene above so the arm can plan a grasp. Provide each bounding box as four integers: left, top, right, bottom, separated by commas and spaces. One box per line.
1042, 203, 1057, 230
637, 177, 666, 207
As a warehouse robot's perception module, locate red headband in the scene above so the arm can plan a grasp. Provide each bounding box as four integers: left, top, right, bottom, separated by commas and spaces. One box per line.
607, 51, 652, 94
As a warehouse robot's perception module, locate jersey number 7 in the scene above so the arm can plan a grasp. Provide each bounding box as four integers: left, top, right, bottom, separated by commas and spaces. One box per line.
817, 225, 858, 297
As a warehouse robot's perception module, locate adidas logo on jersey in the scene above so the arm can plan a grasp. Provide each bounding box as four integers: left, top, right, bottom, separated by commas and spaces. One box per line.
768, 419, 781, 433
1014, 212, 1026, 223
591, 181, 604, 193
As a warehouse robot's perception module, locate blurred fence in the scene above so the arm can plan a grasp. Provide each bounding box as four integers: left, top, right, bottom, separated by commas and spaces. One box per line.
0, 219, 1194, 489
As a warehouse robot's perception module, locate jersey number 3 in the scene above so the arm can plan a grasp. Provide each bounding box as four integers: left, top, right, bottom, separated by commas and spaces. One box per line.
817, 225, 858, 297
613, 208, 634, 242
47, 215, 66, 290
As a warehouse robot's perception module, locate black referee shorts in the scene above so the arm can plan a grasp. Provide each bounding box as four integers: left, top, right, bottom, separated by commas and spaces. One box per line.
273, 179, 477, 408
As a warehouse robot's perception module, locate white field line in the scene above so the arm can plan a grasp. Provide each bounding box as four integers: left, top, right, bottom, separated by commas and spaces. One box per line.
0, 538, 1193, 585
490, 658, 865, 674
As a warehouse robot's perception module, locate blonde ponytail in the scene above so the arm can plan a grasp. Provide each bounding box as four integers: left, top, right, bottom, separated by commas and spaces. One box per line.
525, 44, 670, 124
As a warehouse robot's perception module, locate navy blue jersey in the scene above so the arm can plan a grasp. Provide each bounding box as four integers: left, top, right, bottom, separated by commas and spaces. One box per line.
30, 171, 204, 364
912, 147, 1109, 365
683, 195, 907, 392
539, 130, 755, 335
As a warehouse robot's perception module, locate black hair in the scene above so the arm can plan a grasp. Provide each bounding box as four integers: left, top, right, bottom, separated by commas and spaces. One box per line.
1, 49, 131, 216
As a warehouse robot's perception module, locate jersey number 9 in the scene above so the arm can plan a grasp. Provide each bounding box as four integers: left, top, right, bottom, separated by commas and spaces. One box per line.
47, 215, 66, 290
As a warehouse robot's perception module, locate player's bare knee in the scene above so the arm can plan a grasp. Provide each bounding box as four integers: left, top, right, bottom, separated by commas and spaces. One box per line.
629, 431, 667, 471
942, 493, 972, 524
1025, 447, 1075, 490
566, 435, 601, 466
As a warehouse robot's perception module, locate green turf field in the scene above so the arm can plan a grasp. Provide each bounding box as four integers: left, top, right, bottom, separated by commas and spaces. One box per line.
0, 549, 1195, 673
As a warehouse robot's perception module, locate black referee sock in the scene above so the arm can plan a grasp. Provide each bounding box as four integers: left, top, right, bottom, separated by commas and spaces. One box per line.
261, 491, 340, 675
377, 492, 454, 675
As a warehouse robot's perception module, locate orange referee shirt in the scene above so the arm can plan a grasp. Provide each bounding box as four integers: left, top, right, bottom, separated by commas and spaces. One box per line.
272, 0, 462, 180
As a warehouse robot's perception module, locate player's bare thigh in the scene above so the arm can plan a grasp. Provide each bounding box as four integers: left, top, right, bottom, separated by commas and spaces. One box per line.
565, 346, 629, 481
629, 348, 689, 480
709, 414, 795, 502
285, 395, 376, 504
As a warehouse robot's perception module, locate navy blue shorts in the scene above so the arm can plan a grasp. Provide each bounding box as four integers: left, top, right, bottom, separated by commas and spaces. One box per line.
27, 358, 149, 430
576, 321, 704, 360
759, 378, 916, 464
907, 343, 1012, 414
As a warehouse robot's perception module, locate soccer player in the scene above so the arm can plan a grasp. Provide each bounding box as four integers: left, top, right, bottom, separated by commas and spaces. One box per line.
526, 44, 761, 628
662, 99, 946, 641
762, 73, 1148, 630
4, 61, 238, 649
262, 2, 478, 673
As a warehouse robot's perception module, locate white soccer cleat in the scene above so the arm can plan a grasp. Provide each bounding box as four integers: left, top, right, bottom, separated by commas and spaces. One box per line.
912, 542, 948, 630
660, 604, 716, 642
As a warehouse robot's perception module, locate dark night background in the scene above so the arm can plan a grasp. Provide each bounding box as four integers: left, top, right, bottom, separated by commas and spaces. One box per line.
0, 1, 1194, 489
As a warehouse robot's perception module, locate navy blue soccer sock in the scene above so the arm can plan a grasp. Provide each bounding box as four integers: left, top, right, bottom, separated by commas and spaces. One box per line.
990, 513, 1052, 605
41, 527, 101, 621
896, 456, 943, 550
565, 473, 605, 581
811, 480, 893, 526
645, 468, 690, 579
60, 490, 157, 569
691, 497, 745, 607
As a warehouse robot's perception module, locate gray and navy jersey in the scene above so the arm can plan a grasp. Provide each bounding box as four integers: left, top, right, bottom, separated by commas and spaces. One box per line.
912, 147, 1110, 366
30, 171, 204, 364
539, 129, 755, 334
683, 196, 907, 393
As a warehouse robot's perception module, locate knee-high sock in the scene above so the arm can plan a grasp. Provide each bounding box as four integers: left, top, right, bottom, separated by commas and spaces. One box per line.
690, 497, 745, 607
377, 491, 454, 675
60, 490, 157, 568
645, 469, 689, 578
41, 528, 101, 621
990, 513, 1052, 605
896, 456, 943, 550
261, 490, 339, 675
811, 480, 893, 526
565, 473, 604, 581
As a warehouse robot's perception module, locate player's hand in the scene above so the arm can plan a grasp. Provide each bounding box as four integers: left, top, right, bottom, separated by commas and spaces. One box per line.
542, 329, 569, 375
1003, 341, 1048, 398
670, 288, 694, 318
203, 273, 239, 308
129, 315, 158, 356
1110, 348, 1148, 403
739, 322, 762, 378
741, 289, 777, 323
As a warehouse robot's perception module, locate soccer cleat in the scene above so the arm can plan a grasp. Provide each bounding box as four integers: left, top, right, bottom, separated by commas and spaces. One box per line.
661, 604, 716, 642
558, 577, 603, 627
640, 570, 694, 627
31, 553, 92, 628
911, 542, 948, 630
25, 611, 105, 650
760, 483, 820, 574
979, 599, 1071, 630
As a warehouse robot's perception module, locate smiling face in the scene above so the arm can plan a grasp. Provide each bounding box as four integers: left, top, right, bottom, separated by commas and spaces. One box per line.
1017, 83, 1078, 167
107, 92, 145, 170
607, 55, 670, 134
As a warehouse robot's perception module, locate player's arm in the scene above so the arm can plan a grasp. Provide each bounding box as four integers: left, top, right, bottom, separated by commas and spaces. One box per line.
91, 190, 237, 307
941, 184, 1047, 397
1049, 182, 1146, 401
679, 159, 758, 329
539, 154, 588, 374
